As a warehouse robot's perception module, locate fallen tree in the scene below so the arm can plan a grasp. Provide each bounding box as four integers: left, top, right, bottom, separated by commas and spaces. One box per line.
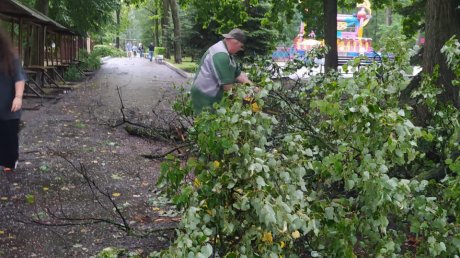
153, 37, 460, 257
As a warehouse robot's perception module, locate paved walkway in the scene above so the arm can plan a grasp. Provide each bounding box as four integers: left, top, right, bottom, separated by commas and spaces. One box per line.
96, 57, 191, 115
0, 57, 190, 257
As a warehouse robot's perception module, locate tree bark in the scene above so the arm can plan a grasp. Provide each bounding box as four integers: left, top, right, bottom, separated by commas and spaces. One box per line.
154, 8, 160, 46
423, 0, 460, 108
385, 8, 392, 26
169, 0, 182, 63
116, 7, 121, 49
146, 4, 161, 48
162, 0, 171, 58
324, 0, 338, 72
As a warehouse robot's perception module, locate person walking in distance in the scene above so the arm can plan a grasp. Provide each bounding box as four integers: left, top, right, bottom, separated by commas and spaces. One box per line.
0, 28, 26, 172
126, 41, 133, 58
191, 28, 252, 114
139, 43, 144, 58
148, 42, 155, 62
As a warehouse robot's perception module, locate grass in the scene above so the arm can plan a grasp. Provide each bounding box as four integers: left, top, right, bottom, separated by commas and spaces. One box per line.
166, 56, 198, 73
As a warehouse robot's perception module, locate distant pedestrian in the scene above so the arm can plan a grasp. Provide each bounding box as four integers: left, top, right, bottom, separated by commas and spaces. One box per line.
139, 43, 144, 58
0, 28, 26, 172
126, 41, 133, 58
148, 42, 155, 62
133, 45, 138, 57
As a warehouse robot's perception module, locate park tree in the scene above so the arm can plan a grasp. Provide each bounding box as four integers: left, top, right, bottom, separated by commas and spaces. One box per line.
141, 0, 161, 47
130, 0, 182, 61
152, 1, 460, 256
323, 0, 338, 72
391, 0, 460, 123
115, 1, 123, 48
177, 0, 281, 62
421, 0, 460, 108
19, 0, 122, 35
170, 0, 181, 63
244, 2, 279, 57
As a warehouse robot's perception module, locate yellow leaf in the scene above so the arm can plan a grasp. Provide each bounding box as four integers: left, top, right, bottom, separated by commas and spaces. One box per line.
43, 187, 49, 191
279, 241, 286, 248
261, 232, 273, 244
243, 97, 252, 102
0, 230, 4, 235
0, 197, 8, 201
213, 160, 220, 169
251, 102, 261, 113
291, 230, 301, 239
152, 207, 160, 211
112, 192, 121, 197
193, 178, 201, 188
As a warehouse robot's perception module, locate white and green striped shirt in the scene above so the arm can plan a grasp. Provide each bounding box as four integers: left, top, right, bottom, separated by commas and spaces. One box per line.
191, 40, 241, 113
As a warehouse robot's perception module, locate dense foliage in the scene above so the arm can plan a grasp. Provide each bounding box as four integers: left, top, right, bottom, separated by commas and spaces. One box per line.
91, 45, 126, 58
18, 0, 121, 35
154, 47, 166, 56
154, 36, 460, 257
77, 46, 124, 71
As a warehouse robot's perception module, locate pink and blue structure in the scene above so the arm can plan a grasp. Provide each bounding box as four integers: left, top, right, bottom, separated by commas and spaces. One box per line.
273, 0, 377, 61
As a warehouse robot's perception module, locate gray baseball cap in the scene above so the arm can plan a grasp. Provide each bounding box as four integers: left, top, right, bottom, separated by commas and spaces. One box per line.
222, 28, 246, 44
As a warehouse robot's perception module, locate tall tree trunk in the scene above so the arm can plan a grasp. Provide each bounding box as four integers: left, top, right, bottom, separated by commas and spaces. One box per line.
146, 3, 161, 47
155, 8, 160, 46
423, 0, 460, 108
162, 0, 171, 59
116, 7, 121, 49
170, 0, 182, 63
324, 0, 338, 72
385, 8, 392, 26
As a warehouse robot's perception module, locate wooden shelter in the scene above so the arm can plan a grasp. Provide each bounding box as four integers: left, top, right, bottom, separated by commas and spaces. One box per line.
0, 0, 85, 66
0, 0, 90, 96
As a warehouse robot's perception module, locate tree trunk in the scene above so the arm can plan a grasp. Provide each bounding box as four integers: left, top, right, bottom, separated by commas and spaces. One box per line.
385, 8, 392, 26
155, 8, 160, 46
162, 0, 171, 59
116, 7, 121, 49
324, 0, 338, 72
423, 0, 460, 108
170, 0, 182, 63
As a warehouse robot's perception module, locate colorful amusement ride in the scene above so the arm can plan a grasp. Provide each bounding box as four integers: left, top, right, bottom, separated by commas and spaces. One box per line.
273, 0, 376, 62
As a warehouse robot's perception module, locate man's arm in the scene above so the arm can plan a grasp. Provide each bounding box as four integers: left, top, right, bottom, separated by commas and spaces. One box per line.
222, 72, 252, 91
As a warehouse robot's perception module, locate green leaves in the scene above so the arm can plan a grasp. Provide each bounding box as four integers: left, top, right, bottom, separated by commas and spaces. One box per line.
155, 37, 460, 257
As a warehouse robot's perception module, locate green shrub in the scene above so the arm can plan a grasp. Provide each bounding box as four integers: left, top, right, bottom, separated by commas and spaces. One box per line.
84, 53, 101, 71
78, 49, 89, 62
92, 45, 125, 58
63, 65, 82, 81
154, 47, 166, 56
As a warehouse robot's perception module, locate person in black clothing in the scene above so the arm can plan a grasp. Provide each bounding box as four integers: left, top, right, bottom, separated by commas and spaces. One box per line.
0, 28, 26, 172
139, 43, 144, 58
148, 42, 155, 62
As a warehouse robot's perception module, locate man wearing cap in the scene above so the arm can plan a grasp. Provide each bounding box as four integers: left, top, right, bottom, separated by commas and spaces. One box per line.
191, 28, 252, 114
